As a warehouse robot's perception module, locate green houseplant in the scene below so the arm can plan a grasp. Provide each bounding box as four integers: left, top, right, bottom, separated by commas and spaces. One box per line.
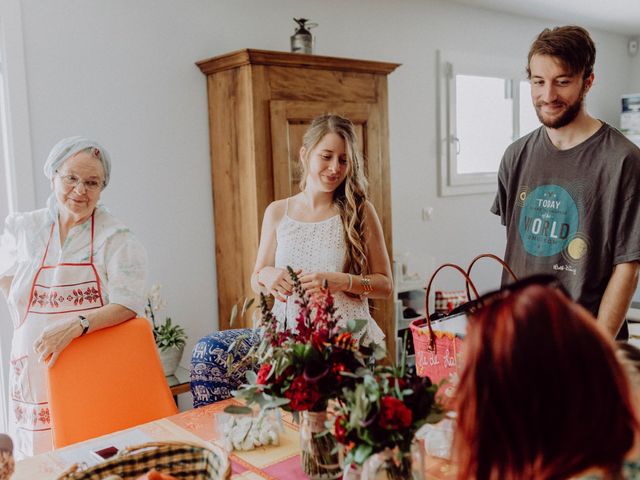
146, 284, 188, 376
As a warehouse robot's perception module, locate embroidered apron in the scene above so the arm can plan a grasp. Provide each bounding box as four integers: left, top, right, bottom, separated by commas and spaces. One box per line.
8, 213, 104, 458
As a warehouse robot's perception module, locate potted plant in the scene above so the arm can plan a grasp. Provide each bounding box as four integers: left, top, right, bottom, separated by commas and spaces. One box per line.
146, 284, 188, 376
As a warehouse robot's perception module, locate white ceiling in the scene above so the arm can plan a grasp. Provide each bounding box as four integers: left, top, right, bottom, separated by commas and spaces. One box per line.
447, 0, 640, 36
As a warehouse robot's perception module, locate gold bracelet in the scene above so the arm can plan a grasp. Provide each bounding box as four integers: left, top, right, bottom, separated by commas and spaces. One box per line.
360, 275, 373, 295
347, 273, 353, 292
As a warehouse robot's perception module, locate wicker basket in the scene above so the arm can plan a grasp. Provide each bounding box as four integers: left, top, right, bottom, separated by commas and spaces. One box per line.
56, 441, 230, 480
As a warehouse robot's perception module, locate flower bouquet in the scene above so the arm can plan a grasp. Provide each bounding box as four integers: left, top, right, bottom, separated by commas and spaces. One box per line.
232, 267, 385, 479
332, 356, 444, 479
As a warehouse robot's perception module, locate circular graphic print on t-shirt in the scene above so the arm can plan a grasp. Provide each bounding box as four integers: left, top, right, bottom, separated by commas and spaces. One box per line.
518, 184, 579, 257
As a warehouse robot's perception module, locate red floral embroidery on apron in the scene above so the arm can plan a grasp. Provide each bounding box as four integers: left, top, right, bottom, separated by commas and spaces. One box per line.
9, 212, 104, 457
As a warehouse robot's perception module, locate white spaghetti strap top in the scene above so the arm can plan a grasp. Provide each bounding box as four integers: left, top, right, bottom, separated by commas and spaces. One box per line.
272, 199, 385, 345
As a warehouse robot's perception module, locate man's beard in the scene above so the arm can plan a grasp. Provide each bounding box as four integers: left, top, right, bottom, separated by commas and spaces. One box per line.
535, 87, 586, 129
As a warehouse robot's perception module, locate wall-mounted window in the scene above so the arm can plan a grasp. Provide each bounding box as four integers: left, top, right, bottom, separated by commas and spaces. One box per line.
437, 50, 540, 196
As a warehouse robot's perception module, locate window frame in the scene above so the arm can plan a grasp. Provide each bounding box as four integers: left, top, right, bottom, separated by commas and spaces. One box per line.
0, 0, 35, 213
436, 50, 533, 196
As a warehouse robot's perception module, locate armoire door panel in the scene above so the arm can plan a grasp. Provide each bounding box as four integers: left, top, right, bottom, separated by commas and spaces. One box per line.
269, 100, 378, 201
274, 122, 366, 199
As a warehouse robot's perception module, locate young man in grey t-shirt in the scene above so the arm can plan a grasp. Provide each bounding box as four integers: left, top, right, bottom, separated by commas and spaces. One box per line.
492, 25, 640, 338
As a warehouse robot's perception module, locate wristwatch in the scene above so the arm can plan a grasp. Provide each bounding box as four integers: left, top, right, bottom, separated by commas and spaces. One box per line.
78, 315, 90, 336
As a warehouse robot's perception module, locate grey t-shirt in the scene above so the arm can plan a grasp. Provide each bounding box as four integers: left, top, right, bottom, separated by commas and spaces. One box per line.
491, 123, 640, 316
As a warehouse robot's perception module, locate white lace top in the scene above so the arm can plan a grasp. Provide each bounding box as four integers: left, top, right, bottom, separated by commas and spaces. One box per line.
272, 200, 385, 345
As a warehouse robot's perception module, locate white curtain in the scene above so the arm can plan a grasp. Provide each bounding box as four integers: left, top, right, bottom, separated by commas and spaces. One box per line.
0, 89, 8, 434
0, 301, 9, 432
0, 130, 8, 433
0, 0, 34, 434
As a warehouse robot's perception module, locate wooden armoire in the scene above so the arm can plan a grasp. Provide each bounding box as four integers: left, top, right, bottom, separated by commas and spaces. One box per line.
197, 49, 400, 358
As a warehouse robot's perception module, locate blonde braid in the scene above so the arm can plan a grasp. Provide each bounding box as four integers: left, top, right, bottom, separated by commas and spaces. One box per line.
0, 451, 14, 480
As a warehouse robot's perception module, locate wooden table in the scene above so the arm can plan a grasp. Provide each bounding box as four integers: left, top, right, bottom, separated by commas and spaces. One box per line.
14, 399, 455, 479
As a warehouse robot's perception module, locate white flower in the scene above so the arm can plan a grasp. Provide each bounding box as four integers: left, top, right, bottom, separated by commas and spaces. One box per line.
224, 412, 280, 451
258, 427, 272, 446
147, 283, 167, 316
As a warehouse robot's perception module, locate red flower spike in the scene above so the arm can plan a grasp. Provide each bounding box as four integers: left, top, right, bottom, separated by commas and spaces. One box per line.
311, 328, 330, 351
256, 363, 272, 385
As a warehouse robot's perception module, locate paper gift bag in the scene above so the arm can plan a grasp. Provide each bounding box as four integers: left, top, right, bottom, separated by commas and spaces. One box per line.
411, 255, 517, 391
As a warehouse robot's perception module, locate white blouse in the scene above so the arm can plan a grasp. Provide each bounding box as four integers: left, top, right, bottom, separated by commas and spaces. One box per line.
0, 205, 147, 326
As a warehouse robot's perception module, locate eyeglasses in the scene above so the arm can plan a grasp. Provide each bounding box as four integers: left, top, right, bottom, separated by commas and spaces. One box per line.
56, 173, 105, 192
448, 274, 569, 317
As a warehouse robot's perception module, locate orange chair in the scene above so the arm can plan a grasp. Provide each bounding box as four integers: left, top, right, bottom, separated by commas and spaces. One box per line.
47, 318, 179, 448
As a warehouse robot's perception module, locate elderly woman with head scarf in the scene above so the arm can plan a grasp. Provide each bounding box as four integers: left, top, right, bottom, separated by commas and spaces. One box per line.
0, 137, 147, 458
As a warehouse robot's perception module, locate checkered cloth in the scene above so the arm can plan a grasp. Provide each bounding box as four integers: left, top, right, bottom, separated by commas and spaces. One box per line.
434, 290, 468, 314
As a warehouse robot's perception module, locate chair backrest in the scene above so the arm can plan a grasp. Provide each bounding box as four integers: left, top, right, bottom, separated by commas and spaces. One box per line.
47, 318, 179, 448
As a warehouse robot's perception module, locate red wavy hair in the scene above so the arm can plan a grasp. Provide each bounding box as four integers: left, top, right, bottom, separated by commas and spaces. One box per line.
453, 284, 637, 479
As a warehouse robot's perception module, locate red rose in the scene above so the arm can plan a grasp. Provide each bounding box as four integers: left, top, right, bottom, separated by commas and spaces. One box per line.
334, 415, 348, 444
284, 375, 321, 411
390, 377, 407, 390
256, 363, 272, 385
378, 396, 413, 429
331, 362, 347, 382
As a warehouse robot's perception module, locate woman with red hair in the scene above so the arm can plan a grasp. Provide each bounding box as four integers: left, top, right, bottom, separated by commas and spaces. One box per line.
452, 276, 640, 479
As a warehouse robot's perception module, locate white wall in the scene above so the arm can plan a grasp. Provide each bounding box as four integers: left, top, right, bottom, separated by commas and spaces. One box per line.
7, 0, 636, 388
630, 49, 640, 92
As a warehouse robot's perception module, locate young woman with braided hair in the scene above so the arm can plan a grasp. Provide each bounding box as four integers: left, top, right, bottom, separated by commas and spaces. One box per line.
251, 113, 392, 342
191, 114, 392, 406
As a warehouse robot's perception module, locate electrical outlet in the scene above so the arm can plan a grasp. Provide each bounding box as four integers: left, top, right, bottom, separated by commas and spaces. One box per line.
421, 207, 434, 221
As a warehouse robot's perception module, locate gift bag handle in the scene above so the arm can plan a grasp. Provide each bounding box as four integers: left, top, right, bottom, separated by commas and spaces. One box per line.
425, 263, 479, 351
465, 253, 518, 301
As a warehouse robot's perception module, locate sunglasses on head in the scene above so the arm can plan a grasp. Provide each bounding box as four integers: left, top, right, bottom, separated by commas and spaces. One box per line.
446, 273, 570, 317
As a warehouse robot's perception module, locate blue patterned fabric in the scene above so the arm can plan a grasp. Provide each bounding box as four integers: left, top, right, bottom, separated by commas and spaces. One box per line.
190, 329, 260, 408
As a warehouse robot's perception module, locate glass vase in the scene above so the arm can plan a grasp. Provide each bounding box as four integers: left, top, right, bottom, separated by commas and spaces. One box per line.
361, 447, 422, 480
299, 410, 341, 480
341, 463, 363, 479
